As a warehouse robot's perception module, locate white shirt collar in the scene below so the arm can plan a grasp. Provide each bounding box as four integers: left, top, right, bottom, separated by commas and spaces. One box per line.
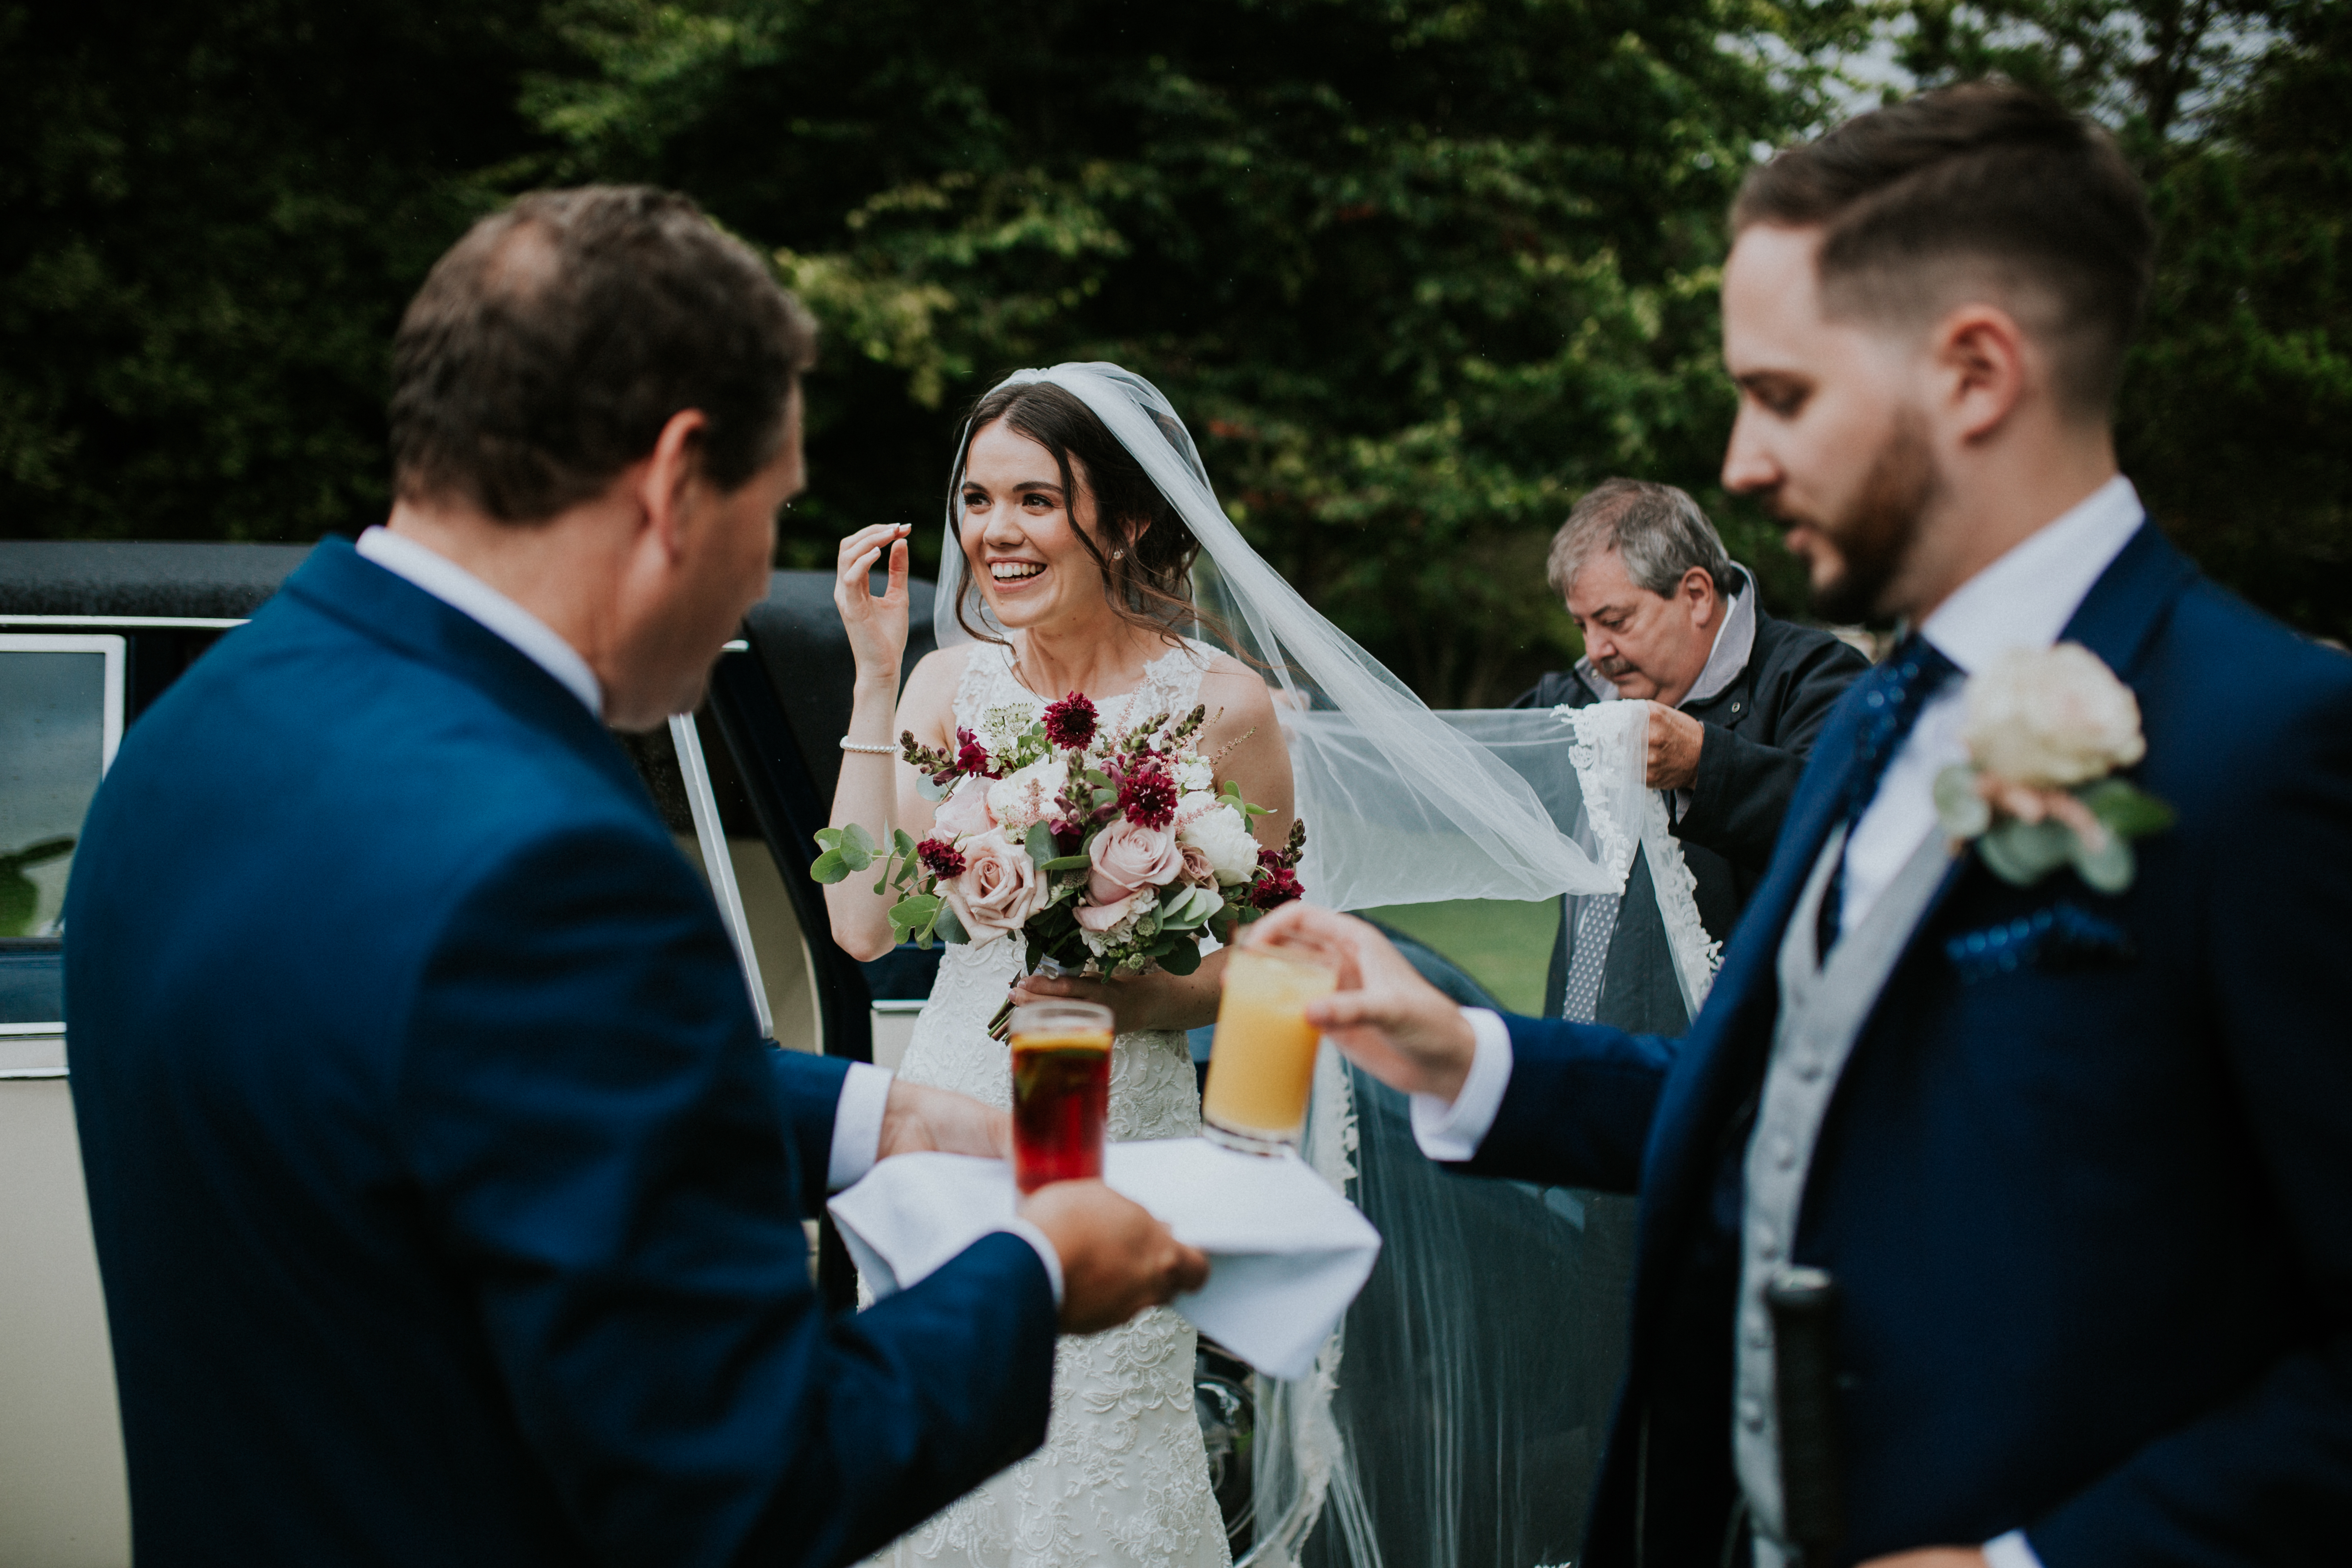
355, 525, 603, 717
1918, 475, 2146, 675
1575, 562, 1760, 707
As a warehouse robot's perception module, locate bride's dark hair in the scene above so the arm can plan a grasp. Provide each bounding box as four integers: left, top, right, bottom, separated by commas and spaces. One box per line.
955, 380, 1211, 650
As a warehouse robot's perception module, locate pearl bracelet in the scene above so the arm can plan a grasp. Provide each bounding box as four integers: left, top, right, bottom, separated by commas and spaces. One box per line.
838, 738, 897, 755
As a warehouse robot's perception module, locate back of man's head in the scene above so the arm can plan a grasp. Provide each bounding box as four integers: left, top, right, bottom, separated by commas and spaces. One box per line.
1731, 80, 2153, 420
389, 187, 816, 523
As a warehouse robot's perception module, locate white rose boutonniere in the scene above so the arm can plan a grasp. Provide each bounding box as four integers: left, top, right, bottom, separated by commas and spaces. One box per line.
1932, 643, 2175, 892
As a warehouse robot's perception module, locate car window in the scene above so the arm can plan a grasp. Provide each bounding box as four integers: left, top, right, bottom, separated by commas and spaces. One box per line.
1, 635, 124, 943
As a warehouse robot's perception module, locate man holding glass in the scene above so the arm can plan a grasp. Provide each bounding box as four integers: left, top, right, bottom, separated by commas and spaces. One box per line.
65, 187, 1204, 1568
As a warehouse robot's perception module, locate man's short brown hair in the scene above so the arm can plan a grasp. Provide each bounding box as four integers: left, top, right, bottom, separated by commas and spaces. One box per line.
1732, 80, 2154, 416
388, 186, 817, 522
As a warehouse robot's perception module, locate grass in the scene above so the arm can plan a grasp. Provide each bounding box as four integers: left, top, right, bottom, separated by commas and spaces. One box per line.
1358, 897, 1559, 1016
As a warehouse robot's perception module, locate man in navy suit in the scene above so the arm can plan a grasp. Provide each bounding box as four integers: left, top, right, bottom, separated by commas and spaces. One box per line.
1258, 83, 2352, 1567
64, 187, 1205, 1567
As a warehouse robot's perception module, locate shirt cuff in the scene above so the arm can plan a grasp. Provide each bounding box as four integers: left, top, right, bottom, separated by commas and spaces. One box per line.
995, 1217, 1066, 1309
1408, 1007, 1514, 1162
1983, 1530, 2045, 1568
825, 1061, 894, 1193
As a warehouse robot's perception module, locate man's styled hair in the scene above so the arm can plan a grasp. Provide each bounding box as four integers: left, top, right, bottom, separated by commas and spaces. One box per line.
1732, 80, 2155, 417
1546, 478, 1737, 601
389, 186, 817, 522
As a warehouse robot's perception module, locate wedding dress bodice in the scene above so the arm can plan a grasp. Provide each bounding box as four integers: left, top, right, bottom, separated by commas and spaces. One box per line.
871, 635, 1231, 1568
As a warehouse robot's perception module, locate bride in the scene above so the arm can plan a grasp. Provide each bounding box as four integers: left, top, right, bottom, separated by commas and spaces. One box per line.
824, 373, 1288, 1568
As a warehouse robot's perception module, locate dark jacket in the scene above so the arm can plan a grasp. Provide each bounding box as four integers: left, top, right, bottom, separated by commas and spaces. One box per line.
1472, 526, 2352, 1566
65, 538, 1056, 1568
1513, 601, 1868, 1023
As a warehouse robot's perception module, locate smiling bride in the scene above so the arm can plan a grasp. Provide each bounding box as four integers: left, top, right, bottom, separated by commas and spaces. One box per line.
825, 372, 1285, 1568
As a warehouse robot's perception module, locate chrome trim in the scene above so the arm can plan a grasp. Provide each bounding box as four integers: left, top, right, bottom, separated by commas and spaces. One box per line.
0, 1021, 67, 1036
0, 1032, 68, 1080
0, 614, 249, 629
0, 1067, 68, 1080
669, 713, 774, 1038
871, 999, 928, 1015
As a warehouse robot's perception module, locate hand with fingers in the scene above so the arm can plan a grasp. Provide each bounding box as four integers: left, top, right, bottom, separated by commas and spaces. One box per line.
833, 522, 914, 682
1020, 1181, 1212, 1334
1243, 902, 1479, 1104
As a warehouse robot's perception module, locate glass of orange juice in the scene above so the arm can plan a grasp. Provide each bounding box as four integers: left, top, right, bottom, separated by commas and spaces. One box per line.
1008, 999, 1114, 1193
1202, 943, 1338, 1155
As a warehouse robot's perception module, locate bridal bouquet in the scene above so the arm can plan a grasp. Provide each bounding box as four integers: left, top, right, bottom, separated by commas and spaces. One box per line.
812, 692, 1305, 998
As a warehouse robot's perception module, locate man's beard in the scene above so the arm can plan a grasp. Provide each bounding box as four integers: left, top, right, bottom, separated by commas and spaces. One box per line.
1796, 412, 1936, 625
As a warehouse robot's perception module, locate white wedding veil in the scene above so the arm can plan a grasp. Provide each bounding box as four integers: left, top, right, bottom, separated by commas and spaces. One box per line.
934, 362, 1699, 1568
932, 362, 1626, 913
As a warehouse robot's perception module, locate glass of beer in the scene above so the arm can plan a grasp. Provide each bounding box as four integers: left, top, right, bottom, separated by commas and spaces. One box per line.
1202, 943, 1339, 1155
1008, 999, 1114, 1193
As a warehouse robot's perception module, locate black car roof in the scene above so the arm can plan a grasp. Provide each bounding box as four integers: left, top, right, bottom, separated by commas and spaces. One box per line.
0, 541, 314, 619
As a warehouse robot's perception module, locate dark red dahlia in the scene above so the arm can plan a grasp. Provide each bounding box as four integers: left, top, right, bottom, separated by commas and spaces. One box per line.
1042, 691, 1098, 751
953, 727, 999, 778
1249, 862, 1305, 910
916, 837, 967, 879
1117, 763, 1179, 830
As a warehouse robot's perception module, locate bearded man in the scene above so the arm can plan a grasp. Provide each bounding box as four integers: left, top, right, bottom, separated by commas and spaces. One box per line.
1256, 81, 2352, 1568
1511, 480, 1867, 1023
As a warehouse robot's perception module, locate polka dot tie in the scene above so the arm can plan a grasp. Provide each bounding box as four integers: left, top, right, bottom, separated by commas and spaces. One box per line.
1817, 633, 1960, 955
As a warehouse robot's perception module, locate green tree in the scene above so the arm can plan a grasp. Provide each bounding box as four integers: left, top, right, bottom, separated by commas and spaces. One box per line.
1884, 0, 2352, 640
0, 0, 554, 542
527, 0, 1841, 702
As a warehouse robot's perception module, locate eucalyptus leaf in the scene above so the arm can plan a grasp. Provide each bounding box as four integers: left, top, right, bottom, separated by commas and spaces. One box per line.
915, 774, 951, 802
893, 828, 918, 858
931, 903, 971, 946
1932, 764, 1992, 839
1024, 822, 1057, 865
810, 849, 849, 883
1042, 854, 1093, 872
1157, 940, 1203, 977
2071, 831, 2136, 894
1976, 818, 2074, 885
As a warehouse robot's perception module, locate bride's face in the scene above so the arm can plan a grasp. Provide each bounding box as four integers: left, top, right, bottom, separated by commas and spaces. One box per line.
959, 419, 1114, 630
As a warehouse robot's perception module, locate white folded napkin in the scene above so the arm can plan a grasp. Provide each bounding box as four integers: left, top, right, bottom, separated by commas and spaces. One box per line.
828, 1137, 1381, 1380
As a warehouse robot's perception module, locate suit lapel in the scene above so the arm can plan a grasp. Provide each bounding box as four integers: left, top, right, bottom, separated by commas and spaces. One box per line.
2058, 521, 2197, 678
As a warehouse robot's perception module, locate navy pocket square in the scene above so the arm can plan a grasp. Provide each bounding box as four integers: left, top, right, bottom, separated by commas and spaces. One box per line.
1944, 901, 2136, 983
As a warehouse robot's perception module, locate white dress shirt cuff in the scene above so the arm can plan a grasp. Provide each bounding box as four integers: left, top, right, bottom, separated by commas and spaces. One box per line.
1408, 1007, 1515, 1162
1983, 1529, 2045, 1568
994, 1217, 1066, 1309
825, 1062, 894, 1193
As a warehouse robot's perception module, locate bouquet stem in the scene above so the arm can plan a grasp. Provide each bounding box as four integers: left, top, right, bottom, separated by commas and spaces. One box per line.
987, 997, 1014, 1042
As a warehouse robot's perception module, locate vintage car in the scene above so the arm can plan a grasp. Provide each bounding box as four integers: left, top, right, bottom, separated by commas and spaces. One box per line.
0, 540, 1635, 1568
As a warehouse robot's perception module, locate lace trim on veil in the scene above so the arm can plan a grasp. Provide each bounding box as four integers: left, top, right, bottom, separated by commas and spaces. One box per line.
1559, 702, 1723, 1016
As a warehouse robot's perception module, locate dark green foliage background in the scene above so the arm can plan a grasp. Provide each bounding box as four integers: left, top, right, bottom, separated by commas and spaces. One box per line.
4, 0, 2344, 701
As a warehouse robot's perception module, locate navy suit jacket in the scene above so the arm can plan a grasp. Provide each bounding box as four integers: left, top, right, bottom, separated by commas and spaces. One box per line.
64, 538, 1057, 1568
1466, 526, 2352, 1566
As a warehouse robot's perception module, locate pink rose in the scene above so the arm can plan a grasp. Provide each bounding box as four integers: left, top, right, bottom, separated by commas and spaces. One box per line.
1073, 890, 1145, 932
1087, 818, 1184, 906
942, 830, 1048, 945
1176, 843, 1218, 887
931, 779, 995, 839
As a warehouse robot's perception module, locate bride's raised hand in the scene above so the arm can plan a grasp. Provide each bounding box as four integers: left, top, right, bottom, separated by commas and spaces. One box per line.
833, 522, 913, 679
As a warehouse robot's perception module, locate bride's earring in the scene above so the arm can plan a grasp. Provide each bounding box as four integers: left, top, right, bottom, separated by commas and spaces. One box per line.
1112, 548, 1126, 560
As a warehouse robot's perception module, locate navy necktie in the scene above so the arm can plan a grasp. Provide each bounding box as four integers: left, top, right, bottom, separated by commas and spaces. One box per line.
1817, 633, 1960, 953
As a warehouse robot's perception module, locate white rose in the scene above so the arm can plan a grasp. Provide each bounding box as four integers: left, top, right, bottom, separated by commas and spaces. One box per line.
985, 756, 1069, 836
1175, 756, 1214, 793
1179, 804, 1260, 886
1961, 642, 2146, 789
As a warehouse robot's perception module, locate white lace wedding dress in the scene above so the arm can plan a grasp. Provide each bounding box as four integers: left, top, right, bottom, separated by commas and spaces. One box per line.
867, 638, 1233, 1568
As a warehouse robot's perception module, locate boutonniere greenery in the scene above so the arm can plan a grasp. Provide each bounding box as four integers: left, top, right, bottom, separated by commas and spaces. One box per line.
1933, 643, 2175, 893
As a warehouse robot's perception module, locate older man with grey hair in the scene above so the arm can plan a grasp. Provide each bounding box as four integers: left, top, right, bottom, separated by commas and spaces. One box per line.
1510, 478, 1867, 1024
